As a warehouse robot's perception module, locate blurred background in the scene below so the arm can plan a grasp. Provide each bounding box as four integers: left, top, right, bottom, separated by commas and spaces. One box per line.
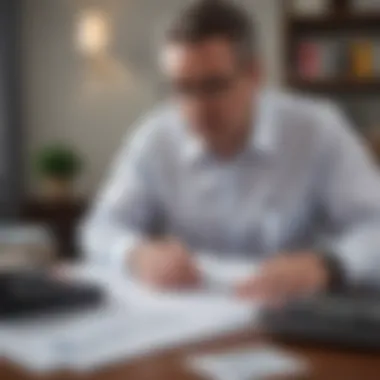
1, 0, 380, 265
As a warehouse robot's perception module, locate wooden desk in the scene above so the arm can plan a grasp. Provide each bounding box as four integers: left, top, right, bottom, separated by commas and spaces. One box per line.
1, 329, 380, 380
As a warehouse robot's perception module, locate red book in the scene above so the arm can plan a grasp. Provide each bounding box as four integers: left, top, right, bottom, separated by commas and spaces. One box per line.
297, 41, 322, 80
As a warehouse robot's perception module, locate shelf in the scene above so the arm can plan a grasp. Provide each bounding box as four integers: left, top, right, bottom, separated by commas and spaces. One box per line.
289, 14, 380, 32
287, 78, 380, 93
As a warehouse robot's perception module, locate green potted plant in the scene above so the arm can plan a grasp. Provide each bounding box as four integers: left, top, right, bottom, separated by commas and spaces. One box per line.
34, 144, 83, 201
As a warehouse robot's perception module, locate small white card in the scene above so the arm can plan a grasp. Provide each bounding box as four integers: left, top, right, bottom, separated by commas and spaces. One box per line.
187, 345, 309, 380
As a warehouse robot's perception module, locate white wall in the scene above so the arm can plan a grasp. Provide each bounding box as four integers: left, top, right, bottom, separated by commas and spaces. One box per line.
22, 0, 284, 194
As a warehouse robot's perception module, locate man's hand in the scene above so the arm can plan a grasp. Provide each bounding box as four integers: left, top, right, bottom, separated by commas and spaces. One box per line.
131, 239, 200, 290
235, 252, 330, 305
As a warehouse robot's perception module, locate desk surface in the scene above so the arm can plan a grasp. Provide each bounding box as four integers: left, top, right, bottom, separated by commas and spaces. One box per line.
2, 329, 380, 380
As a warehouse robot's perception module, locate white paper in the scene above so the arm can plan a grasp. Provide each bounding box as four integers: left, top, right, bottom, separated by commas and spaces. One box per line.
198, 255, 257, 293
187, 345, 309, 380
0, 255, 261, 373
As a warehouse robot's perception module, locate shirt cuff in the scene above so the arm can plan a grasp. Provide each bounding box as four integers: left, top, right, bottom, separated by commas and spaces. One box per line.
108, 233, 142, 273
326, 228, 380, 286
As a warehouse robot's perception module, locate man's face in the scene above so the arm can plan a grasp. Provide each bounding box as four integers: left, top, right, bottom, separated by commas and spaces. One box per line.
162, 38, 260, 148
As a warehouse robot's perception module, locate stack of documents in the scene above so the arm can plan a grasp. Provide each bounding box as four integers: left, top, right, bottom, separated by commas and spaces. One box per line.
0, 255, 261, 372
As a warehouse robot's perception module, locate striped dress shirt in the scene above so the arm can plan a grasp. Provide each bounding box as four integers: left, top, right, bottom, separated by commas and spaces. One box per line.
81, 91, 380, 285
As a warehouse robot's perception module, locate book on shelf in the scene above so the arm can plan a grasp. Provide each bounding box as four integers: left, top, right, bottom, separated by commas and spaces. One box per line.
296, 40, 322, 80
295, 39, 347, 81
295, 38, 380, 82
374, 41, 380, 77
322, 40, 347, 79
350, 0, 380, 13
350, 40, 374, 79
291, 0, 330, 16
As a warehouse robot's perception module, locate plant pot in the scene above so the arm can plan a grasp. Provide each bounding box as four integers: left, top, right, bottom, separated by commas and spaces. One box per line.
40, 177, 75, 202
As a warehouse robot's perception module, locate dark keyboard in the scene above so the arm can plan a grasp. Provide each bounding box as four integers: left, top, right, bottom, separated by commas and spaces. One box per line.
0, 270, 104, 319
263, 290, 380, 350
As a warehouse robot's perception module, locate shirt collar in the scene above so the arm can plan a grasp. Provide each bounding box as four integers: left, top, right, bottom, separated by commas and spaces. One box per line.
183, 135, 206, 163
182, 90, 277, 163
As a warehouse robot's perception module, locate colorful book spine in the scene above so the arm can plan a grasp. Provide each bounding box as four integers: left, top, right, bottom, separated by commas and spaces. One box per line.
351, 0, 380, 12
350, 40, 374, 79
296, 41, 323, 80
373, 41, 380, 77
321, 40, 341, 79
291, 0, 329, 16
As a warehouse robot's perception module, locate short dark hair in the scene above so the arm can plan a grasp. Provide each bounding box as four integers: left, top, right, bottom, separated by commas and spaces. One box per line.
165, 0, 256, 63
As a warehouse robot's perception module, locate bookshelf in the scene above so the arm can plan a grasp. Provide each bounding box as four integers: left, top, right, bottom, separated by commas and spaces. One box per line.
284, 0, 380, 93
290, 14, 380, 31
284, 0, 380, 159
288, 77, 380, 93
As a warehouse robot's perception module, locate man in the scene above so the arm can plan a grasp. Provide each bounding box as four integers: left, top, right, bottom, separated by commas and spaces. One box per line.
81, 0, 380, 303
